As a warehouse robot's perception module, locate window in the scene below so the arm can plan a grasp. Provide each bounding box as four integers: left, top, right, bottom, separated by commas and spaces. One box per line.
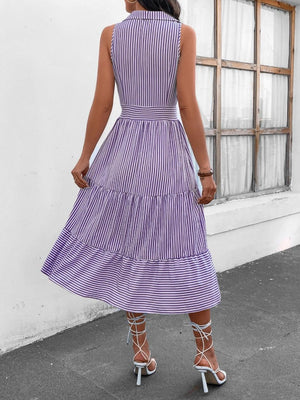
181, 0, 295, 203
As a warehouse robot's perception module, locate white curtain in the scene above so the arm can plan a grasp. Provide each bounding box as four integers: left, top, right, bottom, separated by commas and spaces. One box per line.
222, 0, 255, 63
220, 0, 255, 197
221, 136, 253, 196
185, 0, 215, 57
221, 68, 254, 129
220, 0, 288, 195
257, 135, 287, 190
259, 71, 288, 189
195, 66, 214, 129
185, 0, 289, 196
261, 4, 290, 68
260, 73, 288, 128
221, 68, 254, 196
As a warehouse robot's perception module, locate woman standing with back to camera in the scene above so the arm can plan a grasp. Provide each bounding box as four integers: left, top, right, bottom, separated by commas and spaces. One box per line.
41, 0, 227, 393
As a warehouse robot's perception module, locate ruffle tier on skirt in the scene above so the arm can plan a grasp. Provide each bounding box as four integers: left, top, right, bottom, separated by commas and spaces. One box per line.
41, 117, 221, 314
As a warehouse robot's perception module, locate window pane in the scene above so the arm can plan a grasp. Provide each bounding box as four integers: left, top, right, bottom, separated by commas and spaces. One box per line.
261, 5, 290, 68
185, 0, 214, 57
222, 0, 255, 63
260, 73, 288, 128
196, 66, 214, 129
221, 68, 254, 129
257, 134, 287, 190
221, 136, 253, 197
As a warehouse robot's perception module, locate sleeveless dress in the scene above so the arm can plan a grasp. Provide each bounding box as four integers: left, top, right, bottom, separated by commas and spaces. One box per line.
40, 10, 222, 314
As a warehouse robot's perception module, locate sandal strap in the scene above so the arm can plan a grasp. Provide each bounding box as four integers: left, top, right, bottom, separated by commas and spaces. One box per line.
184, 319, 220, 372
126, 313, 146, 344
126, 312, 151, 362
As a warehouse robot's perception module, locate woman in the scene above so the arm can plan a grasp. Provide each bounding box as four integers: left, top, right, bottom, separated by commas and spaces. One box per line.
41, 0, 226, 392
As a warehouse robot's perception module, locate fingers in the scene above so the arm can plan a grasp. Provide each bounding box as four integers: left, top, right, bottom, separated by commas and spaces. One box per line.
198, 194, 214, 205
198, 193, 215, 204
71, 171, 89, 189
198, 179, 217, 204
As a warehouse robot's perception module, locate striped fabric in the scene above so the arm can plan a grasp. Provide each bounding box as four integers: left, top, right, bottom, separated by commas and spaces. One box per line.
41, 10, 222, 314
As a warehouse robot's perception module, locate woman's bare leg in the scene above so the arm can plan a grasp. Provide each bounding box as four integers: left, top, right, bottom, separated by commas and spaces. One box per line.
126, 311, 156, 371
188, 309, 225, 380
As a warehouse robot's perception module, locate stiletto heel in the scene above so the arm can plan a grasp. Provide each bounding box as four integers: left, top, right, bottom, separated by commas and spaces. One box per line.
136, 362, 142, 386
185, 319, 227, 393
126, 312, 157, 386
200, 371, 208, 393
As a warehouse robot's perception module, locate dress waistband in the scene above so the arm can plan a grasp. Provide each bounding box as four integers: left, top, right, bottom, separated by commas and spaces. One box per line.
120, 104, 178, 120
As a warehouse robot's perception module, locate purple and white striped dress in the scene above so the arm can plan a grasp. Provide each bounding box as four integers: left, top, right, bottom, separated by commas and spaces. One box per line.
41, 10, 222, 314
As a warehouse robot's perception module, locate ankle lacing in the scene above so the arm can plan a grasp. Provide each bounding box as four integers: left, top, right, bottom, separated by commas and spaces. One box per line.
184, 319, 220, 373
126, 312, 151, 364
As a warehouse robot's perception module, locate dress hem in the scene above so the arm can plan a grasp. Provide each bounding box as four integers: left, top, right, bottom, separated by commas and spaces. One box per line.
41, 268, 222, 315
41, 227, 222, 313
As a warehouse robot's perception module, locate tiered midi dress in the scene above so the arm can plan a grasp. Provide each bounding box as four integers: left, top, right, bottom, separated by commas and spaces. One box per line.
40, 9, 222, 314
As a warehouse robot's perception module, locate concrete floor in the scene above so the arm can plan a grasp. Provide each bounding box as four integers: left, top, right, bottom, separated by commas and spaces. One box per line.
1, 245, 300, 400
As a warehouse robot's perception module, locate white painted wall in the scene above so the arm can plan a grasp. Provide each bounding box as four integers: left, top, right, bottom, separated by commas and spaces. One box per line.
1, 0, 299, 354
0, 0, 124, 354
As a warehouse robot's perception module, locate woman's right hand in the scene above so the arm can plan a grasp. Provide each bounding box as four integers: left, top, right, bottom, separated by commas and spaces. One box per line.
71, 157, 90, 189
197, 175, 217, 205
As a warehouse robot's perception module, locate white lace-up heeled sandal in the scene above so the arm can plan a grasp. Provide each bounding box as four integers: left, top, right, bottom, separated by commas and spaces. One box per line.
126, 312, 157, 386
185, 319, 227, 393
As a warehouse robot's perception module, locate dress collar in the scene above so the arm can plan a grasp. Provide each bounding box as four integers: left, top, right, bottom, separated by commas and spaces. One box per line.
125, 10, 179, 22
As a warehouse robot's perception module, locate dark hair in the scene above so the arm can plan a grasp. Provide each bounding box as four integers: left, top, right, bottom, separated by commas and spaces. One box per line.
137, 0, 181, 21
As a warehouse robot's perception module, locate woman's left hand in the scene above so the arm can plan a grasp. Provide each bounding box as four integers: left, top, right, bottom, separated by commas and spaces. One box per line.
71, 158, 90, 188
197, 175, 217, 204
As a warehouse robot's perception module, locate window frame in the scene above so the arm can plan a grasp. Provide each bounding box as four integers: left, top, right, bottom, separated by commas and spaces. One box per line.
196, 0, 296, 205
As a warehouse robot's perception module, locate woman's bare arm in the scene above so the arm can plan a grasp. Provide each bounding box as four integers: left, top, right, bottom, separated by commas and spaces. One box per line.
71, 24, 116, 188
176, 24, 216, 204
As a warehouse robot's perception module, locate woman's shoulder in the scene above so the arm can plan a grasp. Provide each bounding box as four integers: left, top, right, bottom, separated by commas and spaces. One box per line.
180, 23, 196, 42
99, 24, 118, 51
101, 24, 118, 38
179, 23, 196, 54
